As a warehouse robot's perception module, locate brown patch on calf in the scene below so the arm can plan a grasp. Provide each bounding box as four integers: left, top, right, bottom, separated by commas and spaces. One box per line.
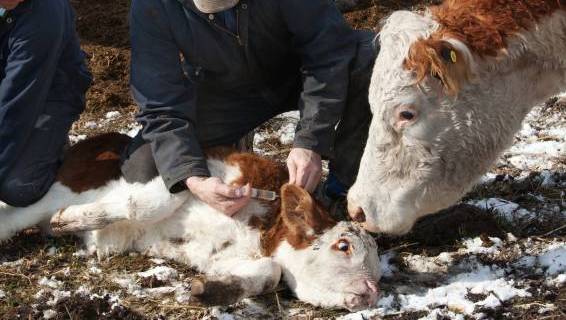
261, 184, 337, 256
57, 133, 131, 193
205, 147, 289, 192
404, 0, 564, 94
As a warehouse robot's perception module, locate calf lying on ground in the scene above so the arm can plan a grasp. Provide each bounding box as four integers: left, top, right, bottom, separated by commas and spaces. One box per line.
0, 133, 380, 311
348, 0, 566, 234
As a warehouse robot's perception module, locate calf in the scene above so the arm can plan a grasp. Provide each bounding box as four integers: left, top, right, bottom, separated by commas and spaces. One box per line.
348, 0, 566, 234
0, 133, 380, 311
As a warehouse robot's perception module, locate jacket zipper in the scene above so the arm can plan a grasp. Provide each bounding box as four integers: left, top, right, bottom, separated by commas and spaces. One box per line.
207, 10, 243, 46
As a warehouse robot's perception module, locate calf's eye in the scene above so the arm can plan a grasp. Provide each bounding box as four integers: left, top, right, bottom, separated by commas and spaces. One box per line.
337, 240, 350, 252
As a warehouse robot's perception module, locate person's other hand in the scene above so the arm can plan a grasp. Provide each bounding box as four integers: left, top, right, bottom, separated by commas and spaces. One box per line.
186, 177, 252, 216
287, 148, 322, 193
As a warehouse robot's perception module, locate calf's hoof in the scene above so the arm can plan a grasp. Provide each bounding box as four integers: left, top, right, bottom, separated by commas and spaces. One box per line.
50, 207, 125, 235
190, 276, 245, 306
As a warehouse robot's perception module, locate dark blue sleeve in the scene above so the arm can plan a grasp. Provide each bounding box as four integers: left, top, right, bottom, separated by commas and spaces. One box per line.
130, 0, 210, 192
280, 0, 357, 158
0, 5, 65, 182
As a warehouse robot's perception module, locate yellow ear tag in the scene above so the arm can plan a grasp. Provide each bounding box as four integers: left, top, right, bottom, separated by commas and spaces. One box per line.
450, 50, 457, 63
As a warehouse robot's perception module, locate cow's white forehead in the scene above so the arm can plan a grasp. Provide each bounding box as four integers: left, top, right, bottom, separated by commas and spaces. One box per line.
379, 10, 440, 61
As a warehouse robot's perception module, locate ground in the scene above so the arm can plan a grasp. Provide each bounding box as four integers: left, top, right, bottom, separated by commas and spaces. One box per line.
0, 1, 565, 319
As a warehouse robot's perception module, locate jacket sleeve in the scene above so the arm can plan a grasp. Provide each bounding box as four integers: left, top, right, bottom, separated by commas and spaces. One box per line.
0, 9, 65, 183
130, 0, 210, 193
279, 0, 357, 158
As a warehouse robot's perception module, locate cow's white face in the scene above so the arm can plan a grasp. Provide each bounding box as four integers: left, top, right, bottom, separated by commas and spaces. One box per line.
348, 11, 511, 234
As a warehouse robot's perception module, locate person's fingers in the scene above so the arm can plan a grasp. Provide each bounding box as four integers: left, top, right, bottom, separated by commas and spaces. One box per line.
241, 184, 252, 198
287, 159, 297, 185
295, 167, 308, 188
222, 196, 252, 217
214, 182, 240, 198
305, 170, 321, 193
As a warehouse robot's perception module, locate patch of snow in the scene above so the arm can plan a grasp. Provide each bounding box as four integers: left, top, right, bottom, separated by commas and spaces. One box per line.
0, 289, 5, 299
468, 198, 534, 221
121, 123, 142, 138
538, 246, 566, 275
277, 122, 296, 145
514, 255, 537, 269
138, 266, 178, 281
46, 247, 57, 256
539, 170, 559, 187
72, 249, 89, 257
461, 237, 503, 255
84, 121, 98, 129
89, 266, 102, 274
1, 258, 24, 267
39, 277, 63, 289
419, 309, 465, 320
538, 304, 557, 314
478, 173, 497, 185
207, 308, 236, 320
174, 283, 191, 303
404, 253, 453, 273
395, 264, 530, 315
276, 111, 300, 121
105, 111, 121, 119
75, 285, 91, 296
36, 283, 71, 307
43, 309, 57, 319
69, 134, 87, 144
547, 273, 566, 286
507, 141, 565, 170
150, 258, 166, 265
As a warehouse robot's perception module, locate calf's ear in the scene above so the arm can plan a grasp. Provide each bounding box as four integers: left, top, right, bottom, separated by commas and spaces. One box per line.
280, 184, 335, 235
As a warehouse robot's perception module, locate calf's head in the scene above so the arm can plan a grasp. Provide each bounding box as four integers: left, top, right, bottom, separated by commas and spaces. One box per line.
267, 184, 380, 311
348, 9, 540, 234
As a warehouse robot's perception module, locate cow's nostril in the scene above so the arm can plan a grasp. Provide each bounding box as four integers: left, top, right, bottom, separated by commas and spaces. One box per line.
400, 110, 415, 121
349, 207, 366, 223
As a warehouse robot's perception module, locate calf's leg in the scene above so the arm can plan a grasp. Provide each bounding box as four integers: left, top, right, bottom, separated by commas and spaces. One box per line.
51, 178, 188, 234
191, 257, 282, 306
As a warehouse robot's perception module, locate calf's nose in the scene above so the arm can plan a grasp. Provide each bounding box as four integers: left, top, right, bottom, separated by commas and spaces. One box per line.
365, 280, 380, 305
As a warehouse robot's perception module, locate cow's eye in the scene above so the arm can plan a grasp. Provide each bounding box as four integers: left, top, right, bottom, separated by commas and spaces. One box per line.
337, 239, 350, 252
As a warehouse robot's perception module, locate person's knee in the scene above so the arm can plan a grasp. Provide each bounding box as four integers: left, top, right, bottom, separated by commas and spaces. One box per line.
0, 176, 53, 207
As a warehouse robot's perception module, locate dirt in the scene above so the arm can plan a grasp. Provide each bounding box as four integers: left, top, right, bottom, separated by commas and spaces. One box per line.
69, 0, 136, 136
5, 294, 145, 320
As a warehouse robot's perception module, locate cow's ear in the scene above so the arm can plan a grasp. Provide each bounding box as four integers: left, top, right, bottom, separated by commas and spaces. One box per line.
404, 38, 473, 95
280, 184, 335, 235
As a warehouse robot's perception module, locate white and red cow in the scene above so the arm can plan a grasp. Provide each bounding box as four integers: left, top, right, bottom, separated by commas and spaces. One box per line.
0, 133, 380, 311
348, 0, 566, 234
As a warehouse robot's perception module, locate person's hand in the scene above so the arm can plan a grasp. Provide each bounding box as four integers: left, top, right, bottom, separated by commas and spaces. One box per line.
186, 177, 252, 216
0, 0, 24, 10
287, 148, 322, 193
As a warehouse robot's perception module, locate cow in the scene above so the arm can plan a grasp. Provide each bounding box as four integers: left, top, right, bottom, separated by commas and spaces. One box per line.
0, 133, 380, 311
347, 0, 566, 234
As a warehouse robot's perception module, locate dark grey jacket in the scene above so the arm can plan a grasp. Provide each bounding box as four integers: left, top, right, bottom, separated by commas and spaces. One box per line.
130, 0, 359, 191
0, 0, 91, 184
